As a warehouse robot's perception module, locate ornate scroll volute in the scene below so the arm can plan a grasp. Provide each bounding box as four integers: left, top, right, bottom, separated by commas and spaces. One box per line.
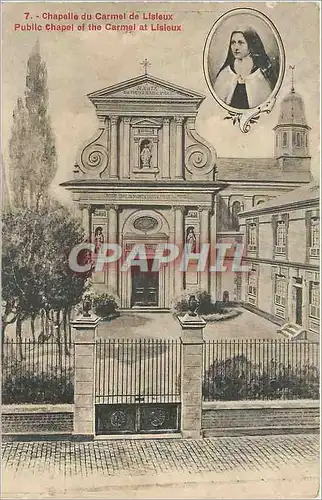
76, 120, 109, 178
184, 117, 217, 180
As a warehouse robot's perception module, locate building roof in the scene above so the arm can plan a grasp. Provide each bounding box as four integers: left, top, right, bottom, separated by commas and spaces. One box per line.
277, 88, 308, 126
87, 73, 205, 106
216, 157, 312, 183
240, 182, 319, 215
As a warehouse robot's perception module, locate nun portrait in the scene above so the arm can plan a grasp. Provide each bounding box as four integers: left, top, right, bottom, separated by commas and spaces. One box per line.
213, 28, 277, 109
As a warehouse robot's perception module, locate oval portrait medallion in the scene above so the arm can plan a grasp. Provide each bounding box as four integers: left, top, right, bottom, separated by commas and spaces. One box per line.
203, 8, 285, 132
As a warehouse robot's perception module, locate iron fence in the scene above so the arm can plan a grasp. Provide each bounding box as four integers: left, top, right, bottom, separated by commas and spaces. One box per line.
95, 339, 182, 405
203, 339, 320, 401
2, 339, 74, 404
2, 337, 320, 404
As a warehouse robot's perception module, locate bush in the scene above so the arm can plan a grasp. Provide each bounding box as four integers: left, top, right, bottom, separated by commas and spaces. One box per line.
203, 355, 320, 401
91, 293, 119, 319
202, 308, 242, 322
173, 290, 224, 316
2, 369, 74, 404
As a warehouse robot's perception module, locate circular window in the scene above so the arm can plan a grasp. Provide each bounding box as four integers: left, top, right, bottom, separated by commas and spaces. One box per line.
133, 216, 158, 233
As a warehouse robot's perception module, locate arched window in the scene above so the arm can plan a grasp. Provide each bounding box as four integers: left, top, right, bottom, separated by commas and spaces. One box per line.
305, 134, 308, 147
282, 132, 288, 147
292, 132, 296, 145
257, 200, 265, 206
231, 201, 243, 230
276, 134, 278, 147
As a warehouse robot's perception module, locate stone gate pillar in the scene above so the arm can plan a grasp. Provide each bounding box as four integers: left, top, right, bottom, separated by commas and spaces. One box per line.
71, 312, 100, 438
178, 309, 206, 438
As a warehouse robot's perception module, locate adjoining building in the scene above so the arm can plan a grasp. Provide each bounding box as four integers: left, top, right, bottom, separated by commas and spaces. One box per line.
239, 182, 319, 340
215, 83, 313, 304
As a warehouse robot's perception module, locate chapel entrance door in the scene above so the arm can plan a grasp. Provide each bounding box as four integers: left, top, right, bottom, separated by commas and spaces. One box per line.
131, 260, 159, 307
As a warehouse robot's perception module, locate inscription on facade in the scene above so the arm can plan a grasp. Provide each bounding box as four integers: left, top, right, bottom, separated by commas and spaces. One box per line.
121, 83, 175, 97
82, 192, 211, 203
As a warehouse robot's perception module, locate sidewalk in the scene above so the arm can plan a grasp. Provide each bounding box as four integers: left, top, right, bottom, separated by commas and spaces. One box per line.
2, 434, 320, 498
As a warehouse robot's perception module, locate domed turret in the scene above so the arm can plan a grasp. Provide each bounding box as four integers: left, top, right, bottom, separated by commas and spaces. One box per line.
274, 75, 310, 159
278, 89, 307, 126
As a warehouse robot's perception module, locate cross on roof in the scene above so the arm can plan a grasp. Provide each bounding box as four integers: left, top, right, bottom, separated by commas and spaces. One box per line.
289, 65, 295, 92
140, 58, 151, 75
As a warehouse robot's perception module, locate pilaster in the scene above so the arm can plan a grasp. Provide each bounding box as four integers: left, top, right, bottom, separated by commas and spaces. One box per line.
173, 205, 185, 299
199, 206, 210, 292
175, 116, 184, 179
123, 117, 131, 179
162, 117, 170, 179
106, 204, 119, 295
79, 204, 92, 241
110, 115, 119, 179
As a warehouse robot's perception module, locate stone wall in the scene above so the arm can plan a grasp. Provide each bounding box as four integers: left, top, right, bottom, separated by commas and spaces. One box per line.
202, 400, 320, 437
2, 405, 74, 435
3, 400, 319, 438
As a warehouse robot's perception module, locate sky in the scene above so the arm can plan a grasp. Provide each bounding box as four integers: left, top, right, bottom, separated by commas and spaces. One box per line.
2, 2, 320, 203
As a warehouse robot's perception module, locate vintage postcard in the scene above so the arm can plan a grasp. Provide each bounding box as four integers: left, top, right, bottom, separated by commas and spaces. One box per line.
1, 1, 320, 498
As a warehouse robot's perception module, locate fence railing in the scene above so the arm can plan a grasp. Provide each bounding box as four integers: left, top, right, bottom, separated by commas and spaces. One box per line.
95, 339, 182, 405
203, 339, 320, 401
2, 337, 320, 404
2, 339, 74, 404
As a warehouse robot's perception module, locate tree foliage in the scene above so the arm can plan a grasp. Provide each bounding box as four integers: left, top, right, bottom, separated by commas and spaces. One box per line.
2, 206, 91, 347
9, 41, 57, 210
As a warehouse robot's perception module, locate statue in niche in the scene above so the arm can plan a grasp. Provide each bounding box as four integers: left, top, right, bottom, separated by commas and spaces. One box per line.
94, 226, 104, 254
185, 226, 197, 253
140, 139, 152, 168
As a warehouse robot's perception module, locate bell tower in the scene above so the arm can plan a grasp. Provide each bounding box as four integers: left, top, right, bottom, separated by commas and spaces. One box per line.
274, 67, 311, 160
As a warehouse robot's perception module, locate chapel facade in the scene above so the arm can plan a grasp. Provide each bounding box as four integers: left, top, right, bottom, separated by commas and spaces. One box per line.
62, 71, 226, 308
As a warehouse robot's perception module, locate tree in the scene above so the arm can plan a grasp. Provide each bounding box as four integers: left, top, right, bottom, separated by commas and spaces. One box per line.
2, 206, 91, 354
8, 98, 30, 207
8, 41, 57, 210
39, 207, 92, 351
2, 210, 45, 353
1, 158, 12, 214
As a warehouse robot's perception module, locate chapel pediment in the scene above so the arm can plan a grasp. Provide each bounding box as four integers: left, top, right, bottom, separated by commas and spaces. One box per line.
87, 74, 205, 104
131, 117, 162, 127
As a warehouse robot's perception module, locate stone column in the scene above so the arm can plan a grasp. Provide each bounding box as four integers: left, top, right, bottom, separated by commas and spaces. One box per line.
123, 117, 131, 179
178, 311, 206, 439
107, 204, 118, 295
71, 312, 101, 437
175, 116, 184, 179
209, 204, 216, 299
199, 206, 210, 292
162, 117, 170, 179
110, 115, 118, 179
80, 204, 92, 241
173, 206, 184, 299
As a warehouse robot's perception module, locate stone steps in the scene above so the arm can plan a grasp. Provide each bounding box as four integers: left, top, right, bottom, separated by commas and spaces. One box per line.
277, 322, 307, 340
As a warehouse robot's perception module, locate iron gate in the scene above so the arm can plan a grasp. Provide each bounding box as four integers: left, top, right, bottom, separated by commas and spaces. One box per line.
95, 339, 182, 435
